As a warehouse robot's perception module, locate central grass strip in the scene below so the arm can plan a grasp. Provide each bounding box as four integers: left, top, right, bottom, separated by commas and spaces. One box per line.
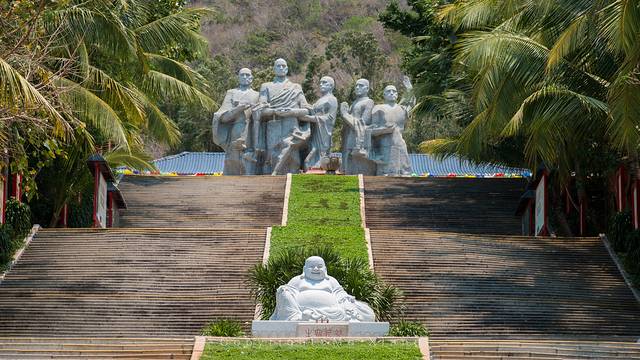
201, 341, 423, 360
269, 175, 368, 260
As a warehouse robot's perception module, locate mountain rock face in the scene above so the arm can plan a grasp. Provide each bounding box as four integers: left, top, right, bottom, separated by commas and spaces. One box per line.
194, 0, 407, 98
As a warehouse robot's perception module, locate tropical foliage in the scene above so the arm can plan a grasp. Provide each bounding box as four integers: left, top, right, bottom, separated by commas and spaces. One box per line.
1, 0, 215, 225
392, 0, 640, 235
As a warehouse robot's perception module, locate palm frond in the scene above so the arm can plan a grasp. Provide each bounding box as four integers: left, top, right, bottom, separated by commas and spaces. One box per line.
134, 8, 214, 55
0, 58, 69, 136
141, 70, 216, 110
145, 53, 207, 89
104, 146, 156, 171
131, 88, 181, 146
56, 77, 129, 148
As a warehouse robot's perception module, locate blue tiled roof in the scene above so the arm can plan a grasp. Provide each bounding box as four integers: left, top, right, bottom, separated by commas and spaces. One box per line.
150, 152, 531, 177
154, 152, 224, 174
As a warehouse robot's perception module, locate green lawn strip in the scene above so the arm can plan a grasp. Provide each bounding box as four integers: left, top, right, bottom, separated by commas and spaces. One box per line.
270, 174, 368, 260
201, 341, 422, 360
287, 174, 361, 227
270, 225, 367, 260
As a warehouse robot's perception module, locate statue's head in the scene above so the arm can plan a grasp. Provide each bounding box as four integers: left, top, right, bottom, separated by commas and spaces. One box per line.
383, 85, 398, 103
319, 76, 335, 95
274, 58, 288, 77
238, 68, 253, 87
354, 78, 370, 97
303, 256, 328, 281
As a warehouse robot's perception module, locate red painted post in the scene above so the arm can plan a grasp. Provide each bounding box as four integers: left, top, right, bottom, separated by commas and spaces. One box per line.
0, 172, 5, 224
11, 173, 22, 202
617, 165, 626, 212
579, 198, 586, 236
633, 180, 640, 230
93, 163, 100, 228
61, 203, 68, 228
107, 192, 113, 228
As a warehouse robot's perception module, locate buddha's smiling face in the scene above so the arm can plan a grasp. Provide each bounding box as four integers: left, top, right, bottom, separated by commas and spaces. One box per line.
304, 256, 327, 281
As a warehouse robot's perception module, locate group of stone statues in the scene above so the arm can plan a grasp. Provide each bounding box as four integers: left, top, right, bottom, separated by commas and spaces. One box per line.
212, 58, 413, 176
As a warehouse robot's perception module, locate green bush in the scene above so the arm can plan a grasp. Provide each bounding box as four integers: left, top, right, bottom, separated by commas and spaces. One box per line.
5, 199, 32, 239
201, 320, 245, 337
0, 224, 14, 269
389, 320, 429, 337
608, 212, 632, 252
625, 230, 640, 275
248, 245, 402, 321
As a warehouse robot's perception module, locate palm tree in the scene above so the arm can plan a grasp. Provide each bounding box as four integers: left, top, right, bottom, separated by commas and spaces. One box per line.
422, 0, 639, 182
1, 0, 217, 223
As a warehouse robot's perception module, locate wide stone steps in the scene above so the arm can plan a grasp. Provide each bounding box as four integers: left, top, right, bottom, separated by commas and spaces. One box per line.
0, 228, 265, 337
118, 176, 285, 228
370, 230, 640, 338
429, 339, 640, 359
0, 338, 194, 359
364, 177, 525, 234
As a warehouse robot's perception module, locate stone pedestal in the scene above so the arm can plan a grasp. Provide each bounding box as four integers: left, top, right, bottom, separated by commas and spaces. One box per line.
251, 320, 389, 338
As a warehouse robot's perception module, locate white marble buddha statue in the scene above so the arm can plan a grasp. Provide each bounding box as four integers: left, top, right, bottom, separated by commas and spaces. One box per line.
269, 256, 376, 322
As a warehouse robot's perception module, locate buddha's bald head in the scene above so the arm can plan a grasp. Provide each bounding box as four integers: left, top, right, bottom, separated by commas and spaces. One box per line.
303, 256, 327, 281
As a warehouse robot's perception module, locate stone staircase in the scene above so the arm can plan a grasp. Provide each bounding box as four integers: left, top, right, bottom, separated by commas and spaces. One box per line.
364, 177, 525, 234
370, 229, 640, 338
0, 338, 194, 359
118, 175, 285, 228
0, 228, 265, 337
429, 339, 640, 359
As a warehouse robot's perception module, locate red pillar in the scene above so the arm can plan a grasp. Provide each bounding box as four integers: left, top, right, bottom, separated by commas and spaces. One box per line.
633, 180, 640, 230
579, 198, 587, 236
60, 203, 69, 228
10, 173, 22, 202
92, 163, 100, 228
616, 165, 627, 212
107, 192, 114, 228
0, 172, 6, 224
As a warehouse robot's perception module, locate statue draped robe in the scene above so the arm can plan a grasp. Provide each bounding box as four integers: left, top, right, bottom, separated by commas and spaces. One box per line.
370, 104, 412, 176
255, 79, 311, 175
341, 97, 376, 175
304, 94, 337, 170
212, 88, 259, 175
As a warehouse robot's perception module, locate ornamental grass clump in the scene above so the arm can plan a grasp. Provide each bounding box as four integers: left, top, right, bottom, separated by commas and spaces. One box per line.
389, 320, 429, 337
247, 245, 403, 321
201, 320, 245, 337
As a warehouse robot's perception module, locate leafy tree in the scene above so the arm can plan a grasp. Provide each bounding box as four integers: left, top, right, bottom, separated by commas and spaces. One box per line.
1, 0, 217, 225
380, 0, 462, 151
417, 0, 640, 235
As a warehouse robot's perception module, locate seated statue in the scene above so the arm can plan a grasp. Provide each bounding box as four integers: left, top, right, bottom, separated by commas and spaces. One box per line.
269, 256, 376, 322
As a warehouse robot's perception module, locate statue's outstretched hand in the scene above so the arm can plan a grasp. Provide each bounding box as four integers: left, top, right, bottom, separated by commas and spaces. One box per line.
402, 75, 413, 90
340, 102, 350, 116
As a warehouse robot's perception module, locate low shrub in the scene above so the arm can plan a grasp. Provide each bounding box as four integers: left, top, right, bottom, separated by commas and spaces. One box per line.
389, 320, 429, 337
0, 224, 14, 269
248, 245, 403, 321
625, 230, 640, 275
5, 199, 32, 239
201, 320, 245, 337
608, 212, 632, 252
